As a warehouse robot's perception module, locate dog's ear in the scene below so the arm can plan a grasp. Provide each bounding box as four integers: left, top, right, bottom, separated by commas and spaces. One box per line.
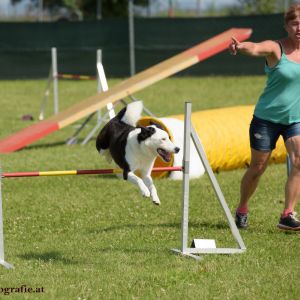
149, 121, 172, 140
137, 126, 156, 143
149, 120, 164, 130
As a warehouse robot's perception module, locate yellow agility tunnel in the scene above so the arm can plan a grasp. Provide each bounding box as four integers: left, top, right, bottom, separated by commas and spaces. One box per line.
140, 105, 287, 177
171, 105, 287, 172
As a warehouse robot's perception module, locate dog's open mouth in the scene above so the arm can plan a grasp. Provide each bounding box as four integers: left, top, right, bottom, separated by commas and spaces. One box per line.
157, 148, 171, 162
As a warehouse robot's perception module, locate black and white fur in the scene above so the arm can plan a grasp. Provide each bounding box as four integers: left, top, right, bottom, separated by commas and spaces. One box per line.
96, 101, 180, 205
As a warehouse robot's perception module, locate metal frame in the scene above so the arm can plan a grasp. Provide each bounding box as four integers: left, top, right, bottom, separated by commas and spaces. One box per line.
39, 45, 155, 144
96, 49, 114, 121
39, 66, 52, 121
171, 102, 246, 260
52, 47, 59, 115
0, 171, 13, 269
65, 48, 113, 145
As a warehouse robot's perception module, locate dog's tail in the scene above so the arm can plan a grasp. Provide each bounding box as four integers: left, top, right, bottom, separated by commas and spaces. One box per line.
119, 101, 143, 127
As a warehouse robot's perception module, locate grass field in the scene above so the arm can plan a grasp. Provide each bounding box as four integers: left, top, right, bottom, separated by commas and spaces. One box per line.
0, 77, 299, 299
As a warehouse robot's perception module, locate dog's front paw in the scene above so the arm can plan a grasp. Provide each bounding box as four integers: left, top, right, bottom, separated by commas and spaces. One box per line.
152, 195, 161, 206
140, 186, 151, 198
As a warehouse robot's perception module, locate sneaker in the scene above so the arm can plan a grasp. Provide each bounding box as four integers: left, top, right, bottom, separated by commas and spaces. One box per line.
235, 211, 248, 229
277, 212, 300, 231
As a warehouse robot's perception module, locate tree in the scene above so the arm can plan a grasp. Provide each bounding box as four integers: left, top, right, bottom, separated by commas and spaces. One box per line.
11, 0, 65, 8
238, 0, 280, 14
11, 0, 150, 18
76, 0, 149, 18
10, 0, 65, 7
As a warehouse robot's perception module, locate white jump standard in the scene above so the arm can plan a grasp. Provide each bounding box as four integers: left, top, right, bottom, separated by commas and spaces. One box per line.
0, 169, 13, 269
171, 102, 246, 260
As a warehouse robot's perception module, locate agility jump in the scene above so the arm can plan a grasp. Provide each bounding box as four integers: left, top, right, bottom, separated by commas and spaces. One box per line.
0, 28, 252, 154
0, 102, 246, 268
39, 48, 111, 122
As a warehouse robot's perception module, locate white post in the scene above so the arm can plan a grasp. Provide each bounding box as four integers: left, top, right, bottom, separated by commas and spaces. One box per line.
181, 102, 191, 253
38, 0, 43, 22
128, 0, 135, 76
171, 102, 246, 260
97, 0, 102, 20
0, 170, 13, 269
96, 49, 115, 120
196, 0, 201, 16
51, 47, 59, 114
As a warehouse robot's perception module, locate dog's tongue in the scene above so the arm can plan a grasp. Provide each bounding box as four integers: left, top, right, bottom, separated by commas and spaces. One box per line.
157, 148, 171, 162
165, 152, 171, 162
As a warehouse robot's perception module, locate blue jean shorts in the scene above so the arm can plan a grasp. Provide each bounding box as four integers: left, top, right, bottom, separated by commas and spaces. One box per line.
250, 115, 300, 152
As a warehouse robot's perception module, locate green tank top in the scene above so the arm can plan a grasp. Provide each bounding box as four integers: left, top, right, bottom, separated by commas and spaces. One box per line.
254, 44, 300, 125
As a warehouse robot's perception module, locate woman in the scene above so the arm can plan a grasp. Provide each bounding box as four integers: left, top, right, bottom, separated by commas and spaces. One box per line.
229, 4, 300, 231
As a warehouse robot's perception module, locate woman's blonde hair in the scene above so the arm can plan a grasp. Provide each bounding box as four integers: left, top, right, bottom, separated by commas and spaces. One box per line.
284, 4, 300, 25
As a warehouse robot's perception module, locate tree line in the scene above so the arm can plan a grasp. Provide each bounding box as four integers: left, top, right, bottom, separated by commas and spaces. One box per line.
10, 0, 292, 19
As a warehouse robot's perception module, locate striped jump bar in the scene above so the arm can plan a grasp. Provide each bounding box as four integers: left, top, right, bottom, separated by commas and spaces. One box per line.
57, 73, 97, 80
2, 166, 183, 178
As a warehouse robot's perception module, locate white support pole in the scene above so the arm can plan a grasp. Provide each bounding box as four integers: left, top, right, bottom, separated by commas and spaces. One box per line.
96, 0, 102, 20
172, 102, 202, 260
96, 49, 115, 120
67, 49, 116, 146
0, 170, 13, 269
39, 66, 52, 121
97, 49, 108, 93
181, 102, 191, 253
171, 102, 246, 260
51, 47, 59, 114
38, 0, 43, 22
128, 0, 136, 76
177, 102, 201, 260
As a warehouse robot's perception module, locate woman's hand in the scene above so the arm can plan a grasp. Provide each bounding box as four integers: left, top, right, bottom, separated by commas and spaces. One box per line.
229, 37, 240, 55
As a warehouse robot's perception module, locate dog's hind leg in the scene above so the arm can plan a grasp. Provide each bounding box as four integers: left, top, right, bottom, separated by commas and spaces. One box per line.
127, 172, 151, 198
142, 175, 160, 205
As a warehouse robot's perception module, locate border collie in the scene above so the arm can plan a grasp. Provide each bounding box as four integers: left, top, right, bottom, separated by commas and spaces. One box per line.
96, 101, 180, 205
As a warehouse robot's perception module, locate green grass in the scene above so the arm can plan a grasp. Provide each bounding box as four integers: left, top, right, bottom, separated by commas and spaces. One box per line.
0, 77, 299, 299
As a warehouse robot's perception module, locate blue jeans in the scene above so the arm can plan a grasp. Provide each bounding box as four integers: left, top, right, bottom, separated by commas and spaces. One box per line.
250, 116, 300, 152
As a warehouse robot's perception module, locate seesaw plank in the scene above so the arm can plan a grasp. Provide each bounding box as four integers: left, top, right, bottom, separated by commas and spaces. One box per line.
0, 28, 252, 153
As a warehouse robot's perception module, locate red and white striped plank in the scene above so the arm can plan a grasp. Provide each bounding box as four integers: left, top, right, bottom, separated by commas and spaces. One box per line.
0, 28, 252, 153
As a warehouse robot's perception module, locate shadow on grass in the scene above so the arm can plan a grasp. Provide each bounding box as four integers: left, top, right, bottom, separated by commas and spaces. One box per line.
18, 251, 79, 265
22, 137, 97, 151
97, 247, 156, 254
263, 228, 300, 235
21, 141, 67, 151
89, 221, 229, 234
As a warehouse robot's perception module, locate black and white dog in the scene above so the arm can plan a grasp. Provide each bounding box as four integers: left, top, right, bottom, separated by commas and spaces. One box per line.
96, 101, 180, 205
